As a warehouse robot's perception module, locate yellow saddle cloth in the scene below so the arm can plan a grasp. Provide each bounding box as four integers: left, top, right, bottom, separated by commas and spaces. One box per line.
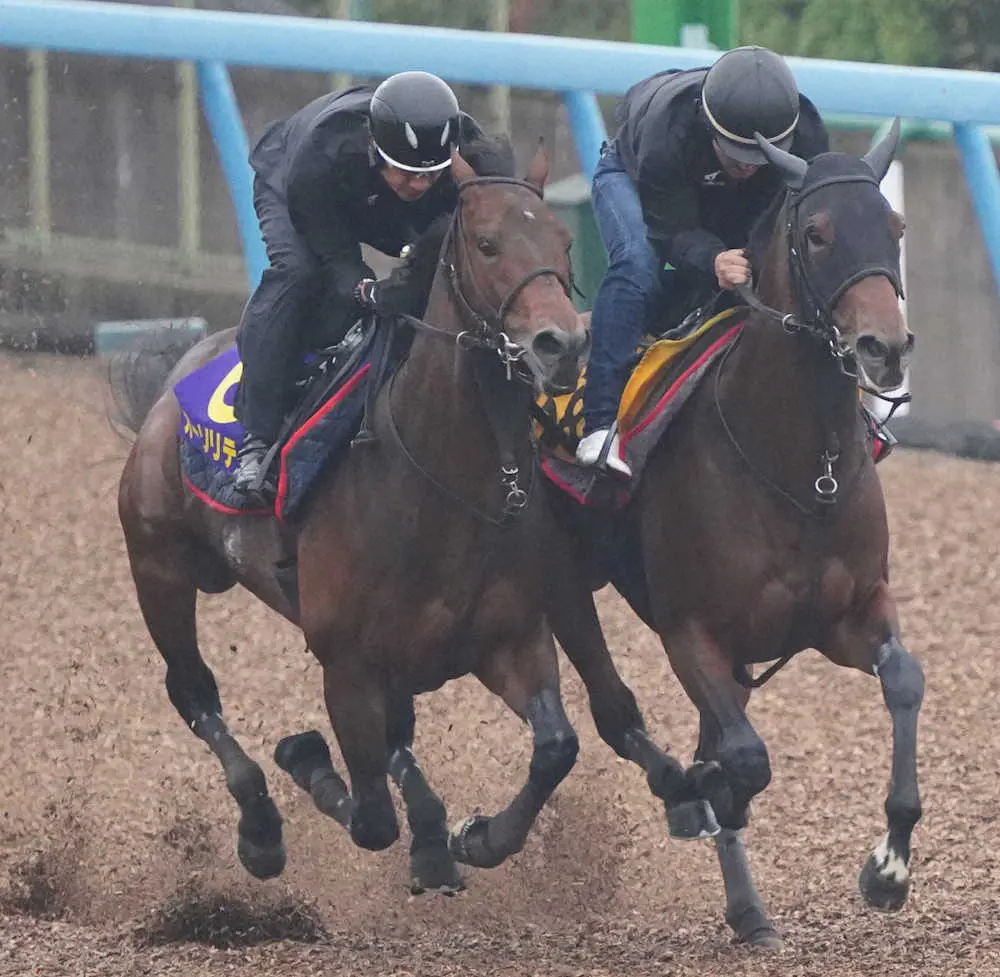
534, 307, 746, 456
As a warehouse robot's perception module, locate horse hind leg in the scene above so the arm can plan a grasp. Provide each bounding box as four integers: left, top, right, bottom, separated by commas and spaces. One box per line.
127, 535, 285, 879
387, 696, 464, 895
449, 630, 579, 870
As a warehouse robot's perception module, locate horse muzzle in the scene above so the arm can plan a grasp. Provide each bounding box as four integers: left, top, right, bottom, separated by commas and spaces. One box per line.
855, 331, 915, 391
526, 324, 591, 395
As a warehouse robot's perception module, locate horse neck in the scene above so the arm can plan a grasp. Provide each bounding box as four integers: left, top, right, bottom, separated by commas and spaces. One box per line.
721, 214, 866, 481
387, 274, 533, 512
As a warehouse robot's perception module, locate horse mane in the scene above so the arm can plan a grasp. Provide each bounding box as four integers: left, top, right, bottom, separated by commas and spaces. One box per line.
400, 132, 517, 316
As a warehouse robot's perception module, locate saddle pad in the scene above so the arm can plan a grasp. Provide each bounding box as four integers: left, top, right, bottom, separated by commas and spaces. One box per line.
537, 307, 747, 505
174, 345, 370, 523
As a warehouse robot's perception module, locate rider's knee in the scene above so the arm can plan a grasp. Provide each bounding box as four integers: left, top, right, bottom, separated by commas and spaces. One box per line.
607, 246, 661, 297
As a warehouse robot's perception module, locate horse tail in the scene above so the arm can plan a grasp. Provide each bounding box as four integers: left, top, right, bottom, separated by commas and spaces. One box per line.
106, 326, 202, 439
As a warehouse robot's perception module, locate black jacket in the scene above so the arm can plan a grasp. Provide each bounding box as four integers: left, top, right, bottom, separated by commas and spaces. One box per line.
250, 86, 485, 304
614, 68, 829, 281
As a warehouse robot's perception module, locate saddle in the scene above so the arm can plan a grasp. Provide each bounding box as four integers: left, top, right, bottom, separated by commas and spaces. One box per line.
175, 315, 406, 522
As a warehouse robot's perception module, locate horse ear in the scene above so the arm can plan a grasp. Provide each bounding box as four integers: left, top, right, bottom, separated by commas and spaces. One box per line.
862, 117, 902, 183
524, 140, 550, 194
753, 132, 807, 190
451, 148, 476, 185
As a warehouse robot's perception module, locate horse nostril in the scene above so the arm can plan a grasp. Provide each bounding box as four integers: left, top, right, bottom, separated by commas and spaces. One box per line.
856, 335, 889, 362
903, 332, 916, 355
532, 328, 571, 360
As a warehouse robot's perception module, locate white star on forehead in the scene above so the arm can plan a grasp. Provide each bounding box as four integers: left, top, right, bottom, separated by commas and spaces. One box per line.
522, 209, 536, 220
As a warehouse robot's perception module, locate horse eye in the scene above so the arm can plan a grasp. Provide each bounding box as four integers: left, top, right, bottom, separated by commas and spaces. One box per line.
477, 237, 498, 256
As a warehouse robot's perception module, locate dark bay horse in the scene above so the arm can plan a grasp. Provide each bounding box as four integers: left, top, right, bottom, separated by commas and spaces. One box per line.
548, 121, 922, 948
113, 146, 591, 893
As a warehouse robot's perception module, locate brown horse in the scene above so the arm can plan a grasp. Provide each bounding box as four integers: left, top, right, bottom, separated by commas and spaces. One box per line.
113, 146, 591, 894
547, 121, 922, 948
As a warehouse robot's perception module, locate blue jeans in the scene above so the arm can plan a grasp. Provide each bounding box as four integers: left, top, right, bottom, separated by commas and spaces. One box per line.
584, 142, 670, 433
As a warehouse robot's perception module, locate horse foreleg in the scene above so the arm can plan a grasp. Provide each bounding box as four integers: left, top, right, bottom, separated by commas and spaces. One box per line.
275, 658, 398, 852
694, 712, 781, 950
667, 621, 778, 948
126, 537, 285, 880
386, 696, 464, 895
823, 587, 924, 911
449, 630, 579, 869
547, 565, 715, 839
859, 635, 924, 909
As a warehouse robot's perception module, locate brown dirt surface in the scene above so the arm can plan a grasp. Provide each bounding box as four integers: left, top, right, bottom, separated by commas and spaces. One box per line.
1, 349, 999, 977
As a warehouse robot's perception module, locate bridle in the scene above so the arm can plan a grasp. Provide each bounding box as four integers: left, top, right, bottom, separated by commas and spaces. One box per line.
388, 174, 576, 525
718, 169, 909, 514
445, 175, 574, 366
738, 169, 904, 377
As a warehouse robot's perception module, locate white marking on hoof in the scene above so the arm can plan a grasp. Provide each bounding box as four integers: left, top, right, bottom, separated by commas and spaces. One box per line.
872, 832, 909, 883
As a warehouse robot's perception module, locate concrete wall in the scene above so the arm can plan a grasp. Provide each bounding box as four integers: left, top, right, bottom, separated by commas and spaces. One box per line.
0, 48, 997, 426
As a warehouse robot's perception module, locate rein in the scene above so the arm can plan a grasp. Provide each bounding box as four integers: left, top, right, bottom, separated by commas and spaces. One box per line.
384, 173, 571, 526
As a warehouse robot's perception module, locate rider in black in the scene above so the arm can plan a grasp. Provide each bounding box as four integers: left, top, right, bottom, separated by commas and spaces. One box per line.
576, 46, 830, 477
232, 71, 490, 499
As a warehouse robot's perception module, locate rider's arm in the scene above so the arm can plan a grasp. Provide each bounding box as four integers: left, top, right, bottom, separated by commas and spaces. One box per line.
285, 145, 374, 304
637, 152, 727, 277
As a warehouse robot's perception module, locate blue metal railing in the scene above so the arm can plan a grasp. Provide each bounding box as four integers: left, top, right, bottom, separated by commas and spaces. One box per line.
3, 0, 1000, 292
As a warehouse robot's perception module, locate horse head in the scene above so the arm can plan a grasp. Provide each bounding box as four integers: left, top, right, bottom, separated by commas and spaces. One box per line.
754, 120, 914, 391
447, 146, 590, 394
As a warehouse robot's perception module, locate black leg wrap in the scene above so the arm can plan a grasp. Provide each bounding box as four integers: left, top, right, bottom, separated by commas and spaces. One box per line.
274, 730, 333, 793
529, 731, 579, 793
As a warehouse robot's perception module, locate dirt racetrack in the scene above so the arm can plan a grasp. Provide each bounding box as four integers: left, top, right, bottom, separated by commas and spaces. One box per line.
1, 349, 999, 977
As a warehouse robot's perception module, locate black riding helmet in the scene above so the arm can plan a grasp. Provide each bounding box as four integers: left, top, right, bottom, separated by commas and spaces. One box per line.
369, 71, 461, 173
702, 46, 801, 165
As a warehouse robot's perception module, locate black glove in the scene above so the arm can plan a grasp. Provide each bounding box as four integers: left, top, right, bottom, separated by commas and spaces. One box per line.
355, 264, 413, 318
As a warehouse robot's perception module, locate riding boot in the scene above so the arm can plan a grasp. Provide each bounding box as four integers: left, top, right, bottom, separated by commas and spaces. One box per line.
576, 425, 633, 479
232, 434, 278, 503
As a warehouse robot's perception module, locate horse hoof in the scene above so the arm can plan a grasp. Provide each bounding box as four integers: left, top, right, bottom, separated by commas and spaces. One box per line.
410, 839, 466, 896
666, 798, 720, 840
448, 815, 504, 869
744, 928, 784, 951
728, 906, 782, 950
859, 852, 910, 910
236, 795, 285, 879
238, 834, 286, 879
